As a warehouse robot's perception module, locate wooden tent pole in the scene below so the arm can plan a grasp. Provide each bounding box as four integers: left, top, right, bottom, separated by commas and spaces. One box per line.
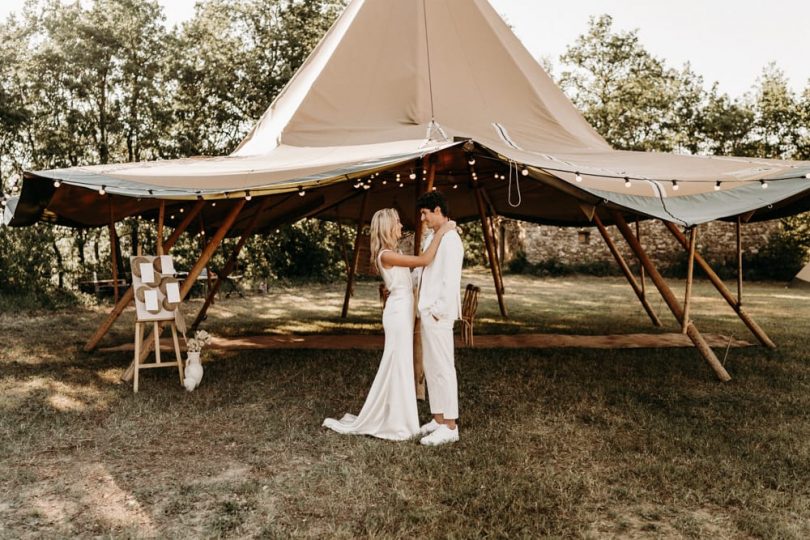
191, 196, 273, 330
682, 226, 698, 334
108, 198, 119, 304
341, 191, 369, 318
474, 186, 507, 317
198, 213, 212, 299
635, 220, 647, 298
84, 200, 205, 352
123, 200, 246, 380
613, 212, 731, 382
663, 221, 775, 349
592, 214, 662, 327
157, 200, 165, 256
736, 217, 743, 304
412, 159, 436, 401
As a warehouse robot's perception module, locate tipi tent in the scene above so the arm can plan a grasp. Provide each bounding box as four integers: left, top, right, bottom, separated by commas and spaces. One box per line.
7, 0, 808, 381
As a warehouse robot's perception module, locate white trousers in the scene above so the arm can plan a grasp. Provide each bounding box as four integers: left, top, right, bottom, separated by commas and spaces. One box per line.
420, 314, 458, 420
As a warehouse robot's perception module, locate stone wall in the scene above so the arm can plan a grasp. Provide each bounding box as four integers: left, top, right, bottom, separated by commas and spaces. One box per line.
502, 219, 780, 271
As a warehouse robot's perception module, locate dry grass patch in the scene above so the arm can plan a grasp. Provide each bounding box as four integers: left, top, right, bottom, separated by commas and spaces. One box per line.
1, 271, 809, 537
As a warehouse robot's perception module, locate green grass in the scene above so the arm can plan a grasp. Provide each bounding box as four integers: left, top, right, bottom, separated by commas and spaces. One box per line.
1, 270, 809, 538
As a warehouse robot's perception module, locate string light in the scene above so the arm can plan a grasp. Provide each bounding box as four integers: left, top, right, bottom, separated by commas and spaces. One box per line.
671, 180, 679, 191
99, 186, 106, 195
180, 207, 185, 213
715, 181, 721, 191
521, 168, 529, 176
760, 180, 768, 189
468, 158, 476, 166
624, 177, 631, 188
575, 172, 582, 183
409, 172, 416, 180
53, 180, 61, 188
245, 191, 252, 201
298, 186, 306, 196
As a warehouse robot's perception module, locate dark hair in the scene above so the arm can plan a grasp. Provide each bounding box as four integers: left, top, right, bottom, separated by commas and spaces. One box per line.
415, 191, 449, 217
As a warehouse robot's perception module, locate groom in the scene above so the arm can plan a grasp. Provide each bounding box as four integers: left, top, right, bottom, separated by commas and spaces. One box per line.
415, 191, 464, 446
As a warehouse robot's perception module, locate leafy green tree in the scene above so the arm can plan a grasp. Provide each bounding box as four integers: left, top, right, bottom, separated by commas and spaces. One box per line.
559, 15, 703, 152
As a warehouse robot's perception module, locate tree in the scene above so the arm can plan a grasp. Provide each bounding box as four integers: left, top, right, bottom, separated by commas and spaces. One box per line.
558, 15, 703, 152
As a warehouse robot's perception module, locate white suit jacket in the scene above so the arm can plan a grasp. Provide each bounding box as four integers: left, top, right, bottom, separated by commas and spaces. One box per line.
415, 229, 464, 320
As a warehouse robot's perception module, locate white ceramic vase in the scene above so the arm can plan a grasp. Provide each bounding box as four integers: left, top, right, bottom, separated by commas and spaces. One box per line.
184, 351, 204, 391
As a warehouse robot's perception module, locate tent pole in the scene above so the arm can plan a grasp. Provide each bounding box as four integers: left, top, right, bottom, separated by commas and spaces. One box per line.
341, 191, 369, 318
413, 158, 436, 400
199, 213, 212, 300
682, 226, 698, 334
489, 214, 505, 295
612, 211, 731, 382
157, 200, 165, 256
84, 200, 205, 352
123, 200, 246, 380
474, 186, 507, 317
635, 220, 647, 299
108, 197, 119, 304
663, 221, 775, 349
192, 196, 274, 330
592, 213, 662, 327
736, 217, 743, 305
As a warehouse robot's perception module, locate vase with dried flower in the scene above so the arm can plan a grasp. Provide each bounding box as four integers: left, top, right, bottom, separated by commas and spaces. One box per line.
183, 330, 212, 391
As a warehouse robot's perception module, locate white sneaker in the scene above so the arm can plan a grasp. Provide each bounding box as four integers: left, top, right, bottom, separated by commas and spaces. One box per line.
420, 424, 459, 446
419, 419, 441, 436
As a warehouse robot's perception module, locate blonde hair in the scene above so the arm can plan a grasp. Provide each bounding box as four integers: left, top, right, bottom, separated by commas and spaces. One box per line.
370, 208, 400, 273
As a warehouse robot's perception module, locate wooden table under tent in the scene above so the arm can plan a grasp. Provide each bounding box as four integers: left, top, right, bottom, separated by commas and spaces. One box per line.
7, 0, 810, 388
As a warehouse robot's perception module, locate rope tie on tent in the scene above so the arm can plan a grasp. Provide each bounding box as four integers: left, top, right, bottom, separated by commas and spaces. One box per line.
507, 160, 522, 207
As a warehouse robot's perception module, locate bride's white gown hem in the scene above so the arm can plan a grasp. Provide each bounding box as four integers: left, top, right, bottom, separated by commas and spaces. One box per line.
322, 251, 419, 441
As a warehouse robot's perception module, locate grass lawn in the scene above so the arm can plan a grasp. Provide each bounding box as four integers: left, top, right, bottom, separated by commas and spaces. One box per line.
1, 270, 809, 538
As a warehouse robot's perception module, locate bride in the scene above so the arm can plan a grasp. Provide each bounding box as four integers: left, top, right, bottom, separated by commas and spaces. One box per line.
323, 208, 456, 440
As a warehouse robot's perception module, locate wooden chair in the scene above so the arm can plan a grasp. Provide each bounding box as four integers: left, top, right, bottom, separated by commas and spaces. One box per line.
460, 284, 481, 347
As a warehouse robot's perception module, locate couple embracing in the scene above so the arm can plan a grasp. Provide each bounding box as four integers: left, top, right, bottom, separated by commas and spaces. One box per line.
323, 191, 464, 446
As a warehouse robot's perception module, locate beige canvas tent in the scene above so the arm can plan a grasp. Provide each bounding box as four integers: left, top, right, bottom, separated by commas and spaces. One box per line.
7, 0, 810, 381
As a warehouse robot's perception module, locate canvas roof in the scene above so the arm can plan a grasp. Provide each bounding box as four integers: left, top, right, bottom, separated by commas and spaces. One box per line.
7, 0, 810, 233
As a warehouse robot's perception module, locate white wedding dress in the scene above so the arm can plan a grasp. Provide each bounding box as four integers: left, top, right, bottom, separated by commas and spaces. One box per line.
323, 250, 419, 440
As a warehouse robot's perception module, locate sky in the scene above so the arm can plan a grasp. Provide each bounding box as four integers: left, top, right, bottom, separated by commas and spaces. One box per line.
2, 0, 809, 99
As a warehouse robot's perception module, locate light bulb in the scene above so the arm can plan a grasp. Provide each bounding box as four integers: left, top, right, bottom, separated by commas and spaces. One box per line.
453, 184, 458, 189
521, 168, 529, 176
672, 180, 679, 191
299, 188, 306, 196
715, 181, 721, 191
382, 180, 387, 185
805, 173, 810, 179
99, 186, 106, 195
399, 182, 404, 188
211, 202, 217, 207
760, 180, 768, 189
53, 180, 61, 188
468, 158, 476, 166
409, 172, 416, 180
245, 191, 252, 200
575, 172, 582, 183
180, 207, 185, 213
624, 177, 631, 188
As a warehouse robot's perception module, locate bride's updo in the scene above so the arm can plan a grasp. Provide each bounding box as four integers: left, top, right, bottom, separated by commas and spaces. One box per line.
370, 208, 400, 271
